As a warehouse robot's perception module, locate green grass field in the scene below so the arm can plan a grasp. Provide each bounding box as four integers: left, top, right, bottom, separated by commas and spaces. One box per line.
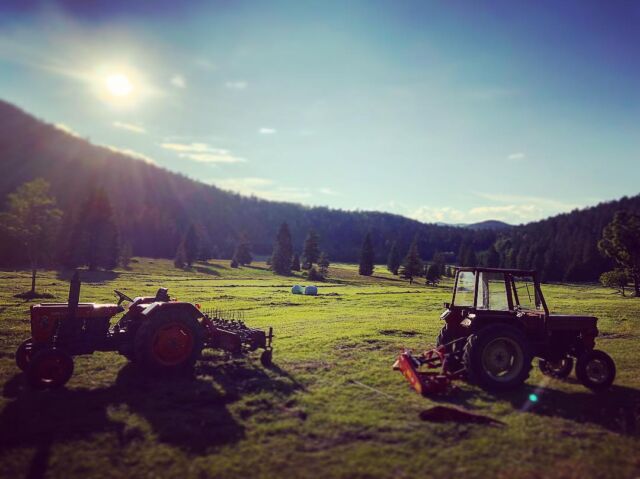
1, 259, 639, 478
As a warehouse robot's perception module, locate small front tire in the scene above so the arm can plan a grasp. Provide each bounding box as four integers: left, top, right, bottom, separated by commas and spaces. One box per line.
27, 348, 74, 390
16, 338, 34, 371
575, 350, 615, 392
260, 350, 273, 368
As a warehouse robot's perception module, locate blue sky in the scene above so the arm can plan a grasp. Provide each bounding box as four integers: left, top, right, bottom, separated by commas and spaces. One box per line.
0, 0, 638, 224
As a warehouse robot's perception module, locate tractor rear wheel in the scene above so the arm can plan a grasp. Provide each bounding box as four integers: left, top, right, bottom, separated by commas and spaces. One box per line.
16, 338, 34, 371
134, 312, 204, 373
27, 348, 74, 390
463, 324, 532, 392
575, 350, 615, 392
538, 357, 573, 379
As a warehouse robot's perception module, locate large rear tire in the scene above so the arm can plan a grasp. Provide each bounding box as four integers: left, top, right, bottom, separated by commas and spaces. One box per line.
463, 324, 532, 392
134, 312, 204, 373
27, 348, 74, 390
575, 350, 615, 392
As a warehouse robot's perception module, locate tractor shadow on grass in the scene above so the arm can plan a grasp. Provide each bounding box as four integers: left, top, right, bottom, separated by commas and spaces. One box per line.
0, 365, 248, 475
498, 382, 640, 436
431, 380, 640, 436
0, 358, 302, 473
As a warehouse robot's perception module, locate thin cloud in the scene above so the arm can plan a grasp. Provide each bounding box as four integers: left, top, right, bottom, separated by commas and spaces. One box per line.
170, 75, 186, 89
194, 58, 216, 71
319, 187, 340, 196
259, 127, 277, 134
104, 145, 156, 165
160, 142, 246, 164
507, 152, 526, 160
210, 177, 312, 202
113, 121, 146, 134
225, 80, 247, 90
54, 123, 80, 137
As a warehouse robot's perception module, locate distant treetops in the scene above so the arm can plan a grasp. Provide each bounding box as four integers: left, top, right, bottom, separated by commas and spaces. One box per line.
270, 224, 330, 280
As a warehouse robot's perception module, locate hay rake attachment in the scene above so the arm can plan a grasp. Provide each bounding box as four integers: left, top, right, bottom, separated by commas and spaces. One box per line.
201, 308, 274, 366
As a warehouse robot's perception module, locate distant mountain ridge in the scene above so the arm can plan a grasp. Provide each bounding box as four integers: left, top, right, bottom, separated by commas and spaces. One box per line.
465, 220, 512, 230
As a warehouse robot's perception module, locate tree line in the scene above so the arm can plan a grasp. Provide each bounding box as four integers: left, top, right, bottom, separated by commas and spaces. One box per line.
1, 100, 640, 289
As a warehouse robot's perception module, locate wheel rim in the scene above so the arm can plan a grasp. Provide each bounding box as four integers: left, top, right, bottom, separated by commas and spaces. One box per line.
151, 323, 194, 366
481, 337, 524, 382
548, 358, 569, 373
585, 358, 609, 385
34, 354, 68, 385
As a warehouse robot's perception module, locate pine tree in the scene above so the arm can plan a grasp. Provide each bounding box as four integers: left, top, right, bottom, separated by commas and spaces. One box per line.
291, 253, 301, 271
431, 251, 447, 276
485, 244, 500, 268
358, 232, 375, 276
183, 224, 199, 267
400, 236, 423, 284
70, 188, 119, 271
425, 263, 440, 285
119, 241, 133, 268
271, 222, 294, 275
386, 241, 402, 275
302, 229, 321, 268
233, 234, 253, 266
174, 242, 187, 268
319, 252, 330, 277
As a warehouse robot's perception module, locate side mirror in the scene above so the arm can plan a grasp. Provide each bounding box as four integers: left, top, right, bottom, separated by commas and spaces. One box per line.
443, 302, 450, 309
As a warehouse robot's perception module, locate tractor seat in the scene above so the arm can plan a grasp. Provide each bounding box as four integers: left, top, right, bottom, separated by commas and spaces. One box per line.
547, 314, 597, 331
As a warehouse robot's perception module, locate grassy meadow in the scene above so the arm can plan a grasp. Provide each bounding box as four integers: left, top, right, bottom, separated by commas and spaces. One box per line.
0, 259, 639, 478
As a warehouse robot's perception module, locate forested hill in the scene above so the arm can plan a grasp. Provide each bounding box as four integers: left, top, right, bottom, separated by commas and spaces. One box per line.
0, 100, 488, 264
1, 99, 638, 281
494, 195, 640, 282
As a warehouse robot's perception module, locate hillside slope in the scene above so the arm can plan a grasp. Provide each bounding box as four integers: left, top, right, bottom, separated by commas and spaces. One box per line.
1, 99, 638, 281
0, 100, 485, 263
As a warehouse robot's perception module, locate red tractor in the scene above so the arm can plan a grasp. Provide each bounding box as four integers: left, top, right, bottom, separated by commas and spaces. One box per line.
395, 267, 616, 394
15, 272, 273, 389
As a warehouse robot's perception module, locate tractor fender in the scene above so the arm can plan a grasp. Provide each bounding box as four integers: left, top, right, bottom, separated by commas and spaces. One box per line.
141, 302, 203, 321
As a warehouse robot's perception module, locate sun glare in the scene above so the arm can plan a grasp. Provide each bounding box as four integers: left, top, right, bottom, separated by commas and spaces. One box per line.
105, 73, 133, 97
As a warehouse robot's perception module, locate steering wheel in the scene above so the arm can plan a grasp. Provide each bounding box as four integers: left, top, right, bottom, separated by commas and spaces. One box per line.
114, 289, 133, 306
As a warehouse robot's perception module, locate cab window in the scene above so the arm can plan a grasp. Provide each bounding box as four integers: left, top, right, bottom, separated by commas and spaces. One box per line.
453, 271, 476, 307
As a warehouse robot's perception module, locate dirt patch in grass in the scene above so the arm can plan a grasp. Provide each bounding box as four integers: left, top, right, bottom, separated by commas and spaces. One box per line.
378, 329, 419, 337
14, 291, 55, 300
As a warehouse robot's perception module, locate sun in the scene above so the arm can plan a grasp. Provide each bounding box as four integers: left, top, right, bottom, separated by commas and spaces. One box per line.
105, 73, 133, 97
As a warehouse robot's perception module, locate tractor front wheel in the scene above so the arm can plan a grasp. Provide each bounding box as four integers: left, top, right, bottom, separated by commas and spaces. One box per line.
134, 313, 204, 373
575, 350, 615, 392
260, 350, 273, 368
538, 357, 574, 379
463, 324, 532, 392
16, 338, 34, 371
27, 348, 74, 390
